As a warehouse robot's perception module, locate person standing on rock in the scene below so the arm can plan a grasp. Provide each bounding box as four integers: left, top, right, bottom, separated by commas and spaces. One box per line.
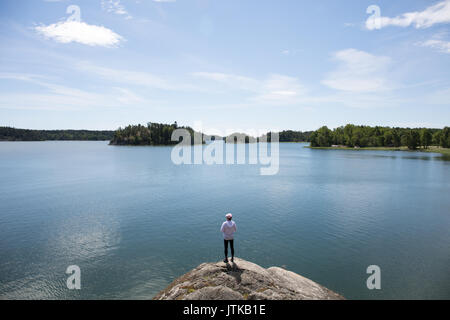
221, 213, 237, 263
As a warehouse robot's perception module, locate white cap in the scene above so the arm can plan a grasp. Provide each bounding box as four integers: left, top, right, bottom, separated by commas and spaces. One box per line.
226, 213, 232, 219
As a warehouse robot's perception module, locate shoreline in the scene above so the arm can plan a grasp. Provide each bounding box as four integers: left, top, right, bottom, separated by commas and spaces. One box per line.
306, 145, 450, 156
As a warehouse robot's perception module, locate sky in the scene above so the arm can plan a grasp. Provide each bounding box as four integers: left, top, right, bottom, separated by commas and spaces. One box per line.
0, 0, 449, 133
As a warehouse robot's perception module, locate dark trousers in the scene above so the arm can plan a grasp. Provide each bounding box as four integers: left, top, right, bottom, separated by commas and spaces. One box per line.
224, 239, 234, 258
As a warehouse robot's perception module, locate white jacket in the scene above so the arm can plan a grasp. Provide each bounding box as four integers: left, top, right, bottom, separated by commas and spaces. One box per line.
220, 220, 237, 240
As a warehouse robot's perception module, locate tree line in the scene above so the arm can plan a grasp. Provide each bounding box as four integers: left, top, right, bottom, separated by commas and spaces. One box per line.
0, 124, 313, 144
6, 123, 447, 149
111, 123, 314, 145
224, 130, 313, 143
0, 127, 114, 141
278, 130, 313, 142
309, 124, 450, 149
109, 122, 201, 145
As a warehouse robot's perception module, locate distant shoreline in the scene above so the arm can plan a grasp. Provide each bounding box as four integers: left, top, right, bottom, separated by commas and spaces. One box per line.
0, 127, 114, 142
306, 145, 450, 156
0, 139, 111, 142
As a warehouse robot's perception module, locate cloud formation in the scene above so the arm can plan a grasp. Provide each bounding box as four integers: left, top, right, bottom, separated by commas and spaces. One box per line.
366, 0, 450, 30
0, 72, 148, 110
78, 62, 203, 92
35, 20, 123, 47
420, 39, 450, 53
192, 72, 306, 105
252, 74, 306, 104
101, 0, 132, 19
192, 72, 259, 91
322, 49, 392, 93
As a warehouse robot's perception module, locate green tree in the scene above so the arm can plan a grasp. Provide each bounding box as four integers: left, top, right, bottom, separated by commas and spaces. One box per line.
307, 124, 448, 149
441, 127, 450, 148
316, 126, 333, 147
391, 128, 401, 147
383, 130, 393, 147
432, 131, 442, 146
420, 128, 432, 149
405, 130, 420, 150
309, 131, 319, 147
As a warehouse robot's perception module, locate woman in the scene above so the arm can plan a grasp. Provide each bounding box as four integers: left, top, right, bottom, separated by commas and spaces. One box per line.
220, 213, 237, 263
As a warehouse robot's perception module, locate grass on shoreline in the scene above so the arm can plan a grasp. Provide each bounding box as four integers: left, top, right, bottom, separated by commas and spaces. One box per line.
306, 145, 450, 156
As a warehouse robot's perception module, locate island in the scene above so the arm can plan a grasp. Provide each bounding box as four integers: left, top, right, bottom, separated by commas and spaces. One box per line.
109, 122, 313, 145
109, 122, 201, 146
2, 123, 449, 157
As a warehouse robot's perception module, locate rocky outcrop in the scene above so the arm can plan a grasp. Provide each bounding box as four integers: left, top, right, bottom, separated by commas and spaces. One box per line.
153, 258, 344, 300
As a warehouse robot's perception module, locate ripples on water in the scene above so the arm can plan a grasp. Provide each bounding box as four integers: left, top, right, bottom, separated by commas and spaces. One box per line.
0, 141, 449, 299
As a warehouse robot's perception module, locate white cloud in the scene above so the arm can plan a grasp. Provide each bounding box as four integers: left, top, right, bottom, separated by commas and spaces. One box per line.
252, 74, 306, 104
322, 49, 392, 93
187, 70, 405, 109
113, 87, 145, 104
420, 39, 450, 53
366, 0, 450, 30
0, 73, 49, 82
192, 72, 259, 91
280, 49, 303, 56
101, 0, 132, 19
192, 71, 306, 105
78, 62, 203, 92
35, 20, 123, 47
0, 73, 151, 110
78, 62, 170, 89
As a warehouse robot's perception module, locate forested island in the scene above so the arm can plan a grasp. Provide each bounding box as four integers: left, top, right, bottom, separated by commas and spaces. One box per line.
109, 122, 202, 145
309, 124, 450, 150
0, 123, 312, 144
110, 122, 313, 145
0, 127, 114, 141
3, 123, 449, 155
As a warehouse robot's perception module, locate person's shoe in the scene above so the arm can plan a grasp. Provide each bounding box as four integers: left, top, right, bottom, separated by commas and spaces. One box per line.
223, 258, 228, 263
231, 257, 234, 263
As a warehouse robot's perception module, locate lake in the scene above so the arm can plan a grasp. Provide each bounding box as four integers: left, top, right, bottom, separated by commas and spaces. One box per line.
0, 141, 449, 299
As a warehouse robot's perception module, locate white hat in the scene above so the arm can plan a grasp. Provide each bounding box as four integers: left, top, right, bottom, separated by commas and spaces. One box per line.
226, 213, 232, 219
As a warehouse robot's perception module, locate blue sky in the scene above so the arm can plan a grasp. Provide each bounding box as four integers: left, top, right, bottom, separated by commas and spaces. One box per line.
0, 0, 449, 132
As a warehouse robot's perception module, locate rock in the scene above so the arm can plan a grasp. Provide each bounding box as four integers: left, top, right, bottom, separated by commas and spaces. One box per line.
153, 258, 344, 300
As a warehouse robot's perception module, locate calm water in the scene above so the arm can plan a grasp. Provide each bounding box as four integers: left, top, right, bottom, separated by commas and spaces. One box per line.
0, 141, 449, 299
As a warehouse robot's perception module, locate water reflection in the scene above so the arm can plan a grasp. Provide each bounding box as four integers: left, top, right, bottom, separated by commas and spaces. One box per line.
1, 142, 449, 299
